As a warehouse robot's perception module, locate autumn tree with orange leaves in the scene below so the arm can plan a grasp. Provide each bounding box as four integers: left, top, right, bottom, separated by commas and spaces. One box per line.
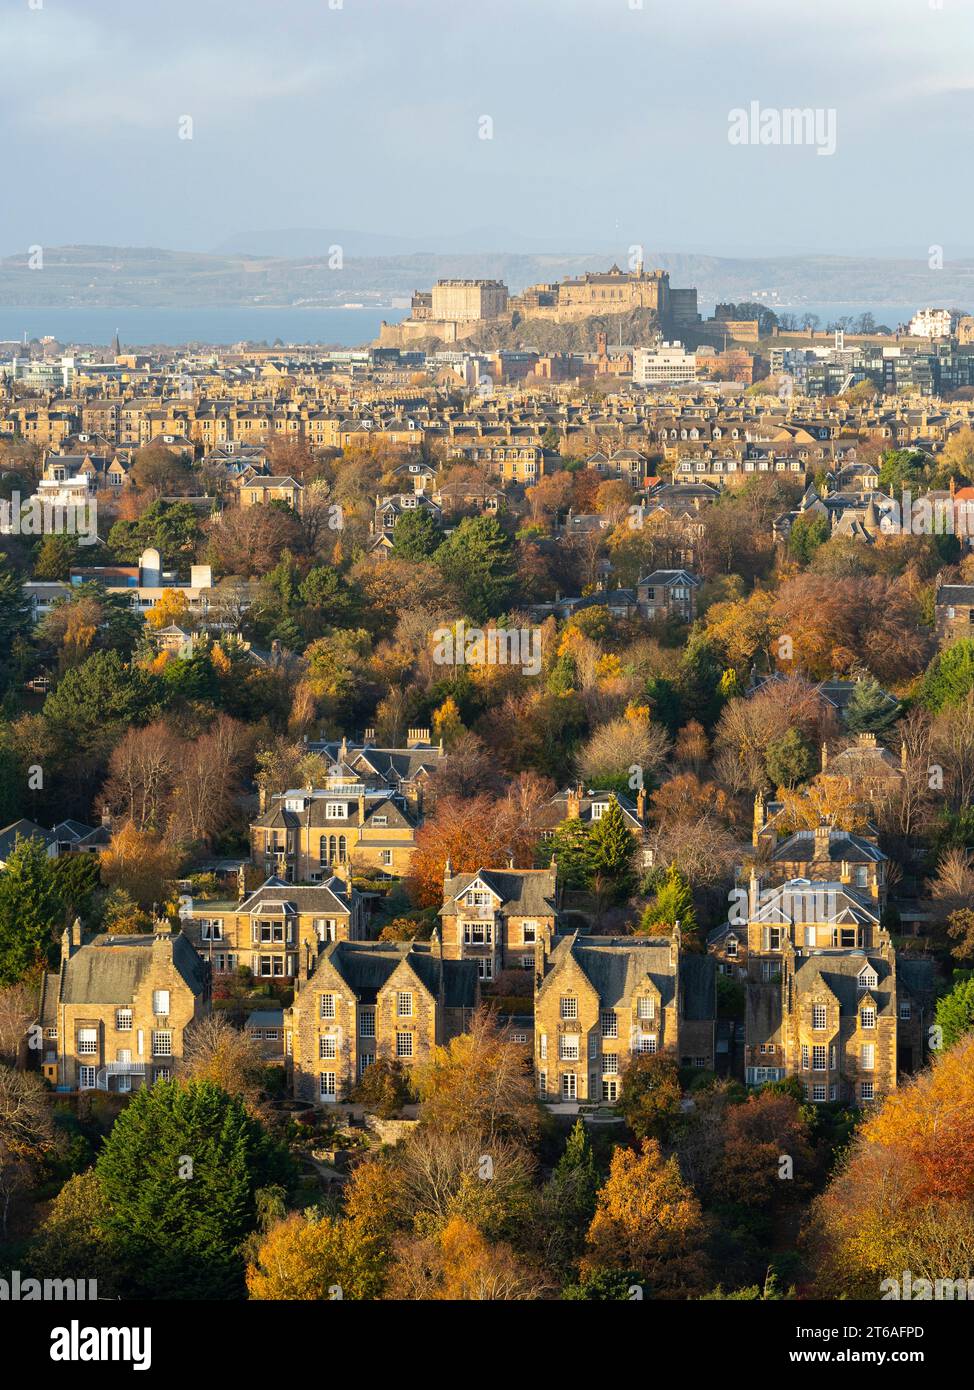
406, 793, 539, 907
581, 1138, 710, 1297
806, 1036, 974, 1296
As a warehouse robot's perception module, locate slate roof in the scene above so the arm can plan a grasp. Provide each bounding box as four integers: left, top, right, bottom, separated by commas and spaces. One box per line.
0, 819, 54, 861
771, 829, 886, 865
543, 934, 683, 1011
793, 951, 895, 1015
253, 793, 415, 833
315, 939, 478, 1008
237, 876, 354, 915
751, 879, 880, 927
58, 932, 207, 1006
536, 788, 643, 832
442, 868, 559, 918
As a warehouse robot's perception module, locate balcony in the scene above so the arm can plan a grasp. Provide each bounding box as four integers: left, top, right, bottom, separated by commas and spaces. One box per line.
96, 1062, 148, 1090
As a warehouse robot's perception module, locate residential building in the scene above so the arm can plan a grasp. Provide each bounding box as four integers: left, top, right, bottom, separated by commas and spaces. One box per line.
36, 919, 209, 1093
184, 873, 366, 980
534, 930, 716, 1104
439, 864, 561, 980
287, 936, 479, 1103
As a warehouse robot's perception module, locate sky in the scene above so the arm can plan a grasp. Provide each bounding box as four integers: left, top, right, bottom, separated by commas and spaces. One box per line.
1, 0, 973, 259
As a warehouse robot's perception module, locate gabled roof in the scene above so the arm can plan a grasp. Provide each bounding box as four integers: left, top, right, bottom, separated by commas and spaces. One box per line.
238, 876, 354, 915
312, 939, 477, 1008
442, 867, 558, 918
0, 819, 54, 862
59, 932, 206, 1006
751, 879, 880, 926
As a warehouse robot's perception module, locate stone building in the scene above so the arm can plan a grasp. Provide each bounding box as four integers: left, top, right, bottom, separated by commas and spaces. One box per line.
185, 873, 366, 980
251, 784, 419, 881
752, 812, 888, 909
636, 568, 700, 622
733, 877, 935, 1103
286, 937, 479, 1104
439, 864, 561, 981
430, 279, 509, 323
935, 581, 974, 648
534, 930, 716, 1104
36, 920, 209, 1093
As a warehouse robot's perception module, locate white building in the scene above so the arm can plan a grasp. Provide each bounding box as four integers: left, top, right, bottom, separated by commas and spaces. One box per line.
908, 308, 957, 340
633, 341, 698, 387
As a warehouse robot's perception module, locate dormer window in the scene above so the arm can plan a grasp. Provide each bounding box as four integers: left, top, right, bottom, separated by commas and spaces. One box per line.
285, 797, 306, 812
858, 968, 878, 992
325, 802, 348, 820
590, 802, 607, 820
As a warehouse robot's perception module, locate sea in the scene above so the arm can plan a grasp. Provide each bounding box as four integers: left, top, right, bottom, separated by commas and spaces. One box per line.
0, 302, 934, 350
0, 306, 409, 349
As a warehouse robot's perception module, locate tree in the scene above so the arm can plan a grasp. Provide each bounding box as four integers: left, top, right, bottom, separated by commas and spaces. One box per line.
0, 1065, 55, 1236
576, 713, 670, 793
434, 516, 515, 621
807, 1036, 974, 1296
32, 534, 79, 582
545, 817, 595, 888
406, 794, 529, 907
95, 1079, 293, 1298
102, 887, 152, 935
167, 714, 249, 847
617, 1053, 683, 1141
246, 1209, 387, 1300
130, 445, 195, 498
581, 1138, 710, 1297
392, 1126, 535, 1242
98, 821, 182, 910
351, 1057, 413, 1118
392, 508, 442, 560
0, 555, 31, 664
944, 905, 974, 962
919, 639, 974, 712
0, 982, 35, 1065
412, 1009, 541, 1145
146, 588, 191, 631
298, 565, 361, 632
303, 629, 373, 729
935, 975, 974, 1049
43, 650, 158, 762
765, 726, 813, 789
27, 1170, 120, 1296
205, 503, 302, 577
787, 511, 829, 564
103, 721, 181, 832
388, 1215, 541, 1300
879, 447, 929, 494
108, 500, 202, 566
181, 1015, 269, 1117
588, 795, 637, 902
639, 864, 697, 943
0, 836, 65, 984
845, 676, 900, 734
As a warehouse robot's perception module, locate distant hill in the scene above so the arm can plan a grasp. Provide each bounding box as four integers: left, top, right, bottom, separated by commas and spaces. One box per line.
0, 243, 973, 314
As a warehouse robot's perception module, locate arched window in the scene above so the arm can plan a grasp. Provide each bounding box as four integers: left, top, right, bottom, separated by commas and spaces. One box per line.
339, 835, 347, 863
